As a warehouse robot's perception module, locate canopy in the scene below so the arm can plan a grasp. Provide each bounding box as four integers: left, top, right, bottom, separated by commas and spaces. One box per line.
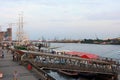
16, 50, 25, 55
65, 51, 99, 59
65, 51, 80, 56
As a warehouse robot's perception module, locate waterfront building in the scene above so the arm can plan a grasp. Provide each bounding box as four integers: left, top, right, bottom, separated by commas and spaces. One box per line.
0, 28, 12, 42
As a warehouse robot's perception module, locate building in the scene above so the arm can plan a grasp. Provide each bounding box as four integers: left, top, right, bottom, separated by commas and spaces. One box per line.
111, 37, 120, 45
0, 28, 12, 42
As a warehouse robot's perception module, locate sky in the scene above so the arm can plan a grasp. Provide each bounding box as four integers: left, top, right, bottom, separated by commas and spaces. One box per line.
0, 0, 120, 40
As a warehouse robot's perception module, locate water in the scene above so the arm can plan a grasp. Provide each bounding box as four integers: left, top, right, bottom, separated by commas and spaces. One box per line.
47, 43, 120, 80
46, 70, 78, 80
51, 43, 120, 59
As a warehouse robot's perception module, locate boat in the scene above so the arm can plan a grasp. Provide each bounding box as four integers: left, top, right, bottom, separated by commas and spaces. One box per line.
58, 69, 78, 77
58, 69, 95, 78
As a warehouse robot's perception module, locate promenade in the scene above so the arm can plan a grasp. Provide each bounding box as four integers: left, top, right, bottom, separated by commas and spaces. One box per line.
0, 49, 39, 80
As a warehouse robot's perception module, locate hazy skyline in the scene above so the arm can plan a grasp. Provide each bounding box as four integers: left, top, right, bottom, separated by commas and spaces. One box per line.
0, 0, 120, 40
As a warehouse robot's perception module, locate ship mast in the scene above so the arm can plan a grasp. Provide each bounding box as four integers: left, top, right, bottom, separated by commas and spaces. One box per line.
16, 12, 29, 45
16, 12, 24, 45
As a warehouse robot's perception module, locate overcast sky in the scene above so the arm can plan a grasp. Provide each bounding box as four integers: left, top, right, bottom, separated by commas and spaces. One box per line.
0, 0, 120, 40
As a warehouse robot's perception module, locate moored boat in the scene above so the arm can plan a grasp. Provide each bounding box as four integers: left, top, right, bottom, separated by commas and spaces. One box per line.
58, 69, 78, 77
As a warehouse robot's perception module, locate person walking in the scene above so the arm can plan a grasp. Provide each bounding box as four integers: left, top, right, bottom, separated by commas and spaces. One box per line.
13, 70, 19, 80
38, 43, 42, 51
0, 47, 2, 58
1, 47, 5, 58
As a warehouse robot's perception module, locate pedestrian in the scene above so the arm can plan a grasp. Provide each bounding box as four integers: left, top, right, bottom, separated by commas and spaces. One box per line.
13, 70, 19, 80
13, 53, 17, 61
12, 51, 15, 61
1, 51, 4, 58
38, 43, 42, 51
1, 48, 5, 58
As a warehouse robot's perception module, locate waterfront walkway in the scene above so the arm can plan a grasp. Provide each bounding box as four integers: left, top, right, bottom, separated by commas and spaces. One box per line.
0, 49, 39, 80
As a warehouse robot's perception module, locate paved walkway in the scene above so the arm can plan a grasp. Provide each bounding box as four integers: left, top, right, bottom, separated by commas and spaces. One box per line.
0, 49, 39, 80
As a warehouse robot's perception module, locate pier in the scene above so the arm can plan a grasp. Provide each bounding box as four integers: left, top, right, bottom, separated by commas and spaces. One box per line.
14, 49, 120, 80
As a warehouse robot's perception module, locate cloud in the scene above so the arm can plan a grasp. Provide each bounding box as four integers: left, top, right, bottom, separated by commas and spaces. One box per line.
0, 0, 120, 39
87, 11, 120, 21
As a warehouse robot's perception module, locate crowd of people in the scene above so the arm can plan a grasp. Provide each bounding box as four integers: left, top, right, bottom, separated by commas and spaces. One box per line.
0, 42, 20, 80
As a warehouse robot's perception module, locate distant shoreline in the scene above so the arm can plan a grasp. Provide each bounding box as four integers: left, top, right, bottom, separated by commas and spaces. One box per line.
50, 42, 120, 45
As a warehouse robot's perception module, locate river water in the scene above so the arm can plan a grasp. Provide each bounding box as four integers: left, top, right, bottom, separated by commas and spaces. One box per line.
47, 43, 120, 80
